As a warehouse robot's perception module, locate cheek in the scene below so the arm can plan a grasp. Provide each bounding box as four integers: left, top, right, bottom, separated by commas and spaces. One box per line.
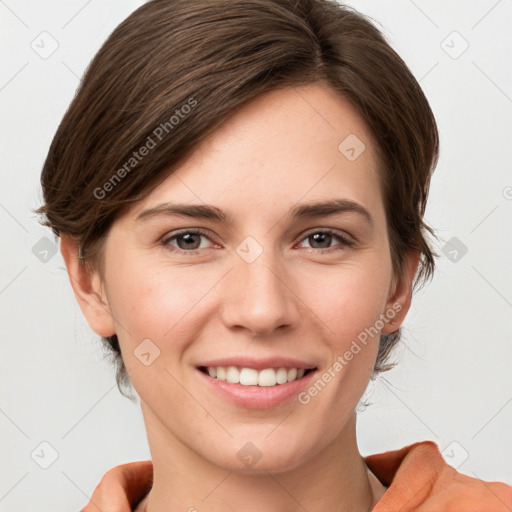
105, 263, 202, 399
105, 258, 217, 372
108, 265, 187, 339
295, 264, 391, 417
298, 259, 391, 347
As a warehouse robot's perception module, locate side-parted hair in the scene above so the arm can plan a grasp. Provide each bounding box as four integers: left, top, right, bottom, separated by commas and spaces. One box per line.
36, 0, 439, 399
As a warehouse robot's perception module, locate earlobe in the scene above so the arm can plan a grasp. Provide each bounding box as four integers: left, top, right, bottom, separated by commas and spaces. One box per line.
381, 251, 420, 334
59, 235, 116, 337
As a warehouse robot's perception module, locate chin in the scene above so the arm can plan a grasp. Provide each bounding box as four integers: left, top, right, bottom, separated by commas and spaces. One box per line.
203, 433, 318, 475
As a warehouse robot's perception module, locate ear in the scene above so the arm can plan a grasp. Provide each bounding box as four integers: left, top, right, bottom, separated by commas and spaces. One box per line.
381, 250, 420, 335
59, 235, 116, 337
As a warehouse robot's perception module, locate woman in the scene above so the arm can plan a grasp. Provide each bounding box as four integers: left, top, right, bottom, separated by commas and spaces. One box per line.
36, 0, 511, 510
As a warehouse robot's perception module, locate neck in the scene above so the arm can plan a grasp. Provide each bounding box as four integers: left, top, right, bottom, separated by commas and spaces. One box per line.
137, 403, 386, 512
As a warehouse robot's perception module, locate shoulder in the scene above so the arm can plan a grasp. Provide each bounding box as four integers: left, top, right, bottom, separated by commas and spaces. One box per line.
367, 440, 512, 511
428, 464, 512, 511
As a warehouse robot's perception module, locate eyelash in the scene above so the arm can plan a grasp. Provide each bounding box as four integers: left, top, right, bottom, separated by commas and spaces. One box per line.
160, 228, 355, 255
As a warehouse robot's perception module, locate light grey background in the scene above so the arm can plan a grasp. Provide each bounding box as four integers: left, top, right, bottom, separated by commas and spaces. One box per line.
1, 1, 511, 511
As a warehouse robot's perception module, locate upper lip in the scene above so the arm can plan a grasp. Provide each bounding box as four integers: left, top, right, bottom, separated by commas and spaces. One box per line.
197, 356, 318, 371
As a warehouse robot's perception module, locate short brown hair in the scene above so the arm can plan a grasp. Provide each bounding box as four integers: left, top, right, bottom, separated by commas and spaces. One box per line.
36, 0, 439, 399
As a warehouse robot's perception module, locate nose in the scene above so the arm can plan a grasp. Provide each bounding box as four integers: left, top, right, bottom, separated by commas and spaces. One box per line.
220, 249, 300, 337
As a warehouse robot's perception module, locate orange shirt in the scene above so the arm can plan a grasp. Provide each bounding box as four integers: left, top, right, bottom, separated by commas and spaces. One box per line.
365, 440, 512, 511
84, 440, 512, 511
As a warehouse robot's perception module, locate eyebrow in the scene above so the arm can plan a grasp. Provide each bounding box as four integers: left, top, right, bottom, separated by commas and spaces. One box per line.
135, 199, 374, 227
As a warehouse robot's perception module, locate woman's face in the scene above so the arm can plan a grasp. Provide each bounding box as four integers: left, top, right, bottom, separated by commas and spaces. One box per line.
91, 84, 413, 472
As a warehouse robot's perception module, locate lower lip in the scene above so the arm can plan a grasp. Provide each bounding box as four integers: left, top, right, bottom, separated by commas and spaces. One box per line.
196, 368, 317, 409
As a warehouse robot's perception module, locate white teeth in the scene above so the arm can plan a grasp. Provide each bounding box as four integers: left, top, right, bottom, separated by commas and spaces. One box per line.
204, 366, 311, 386
287, 368, 297, 381
226, 366, 239, 384
239, 368, 258, 385
258, 368, 276, 387
276, 368, 288, 384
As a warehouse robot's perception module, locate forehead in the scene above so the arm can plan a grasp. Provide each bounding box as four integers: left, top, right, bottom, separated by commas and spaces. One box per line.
129, 83, 383, 225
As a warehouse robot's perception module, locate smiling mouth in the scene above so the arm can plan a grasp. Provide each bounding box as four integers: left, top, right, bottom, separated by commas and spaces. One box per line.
198, 365, 316, 387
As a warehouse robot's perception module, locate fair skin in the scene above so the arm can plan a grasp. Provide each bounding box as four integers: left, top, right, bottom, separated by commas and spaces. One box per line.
64, 83, 419, 512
